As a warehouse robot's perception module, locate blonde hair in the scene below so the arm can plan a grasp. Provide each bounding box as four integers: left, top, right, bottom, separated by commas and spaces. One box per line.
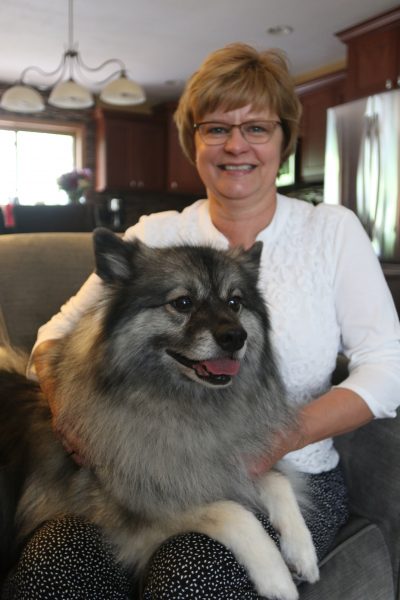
174, 43, 301, 165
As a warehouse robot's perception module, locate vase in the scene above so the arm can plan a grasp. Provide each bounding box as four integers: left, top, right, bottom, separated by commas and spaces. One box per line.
67, 191, 86, 205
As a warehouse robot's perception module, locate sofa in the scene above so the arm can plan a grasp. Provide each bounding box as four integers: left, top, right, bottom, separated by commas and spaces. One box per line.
0, 231, 398, 599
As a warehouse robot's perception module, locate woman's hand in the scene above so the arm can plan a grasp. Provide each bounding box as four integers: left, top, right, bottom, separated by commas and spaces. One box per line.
249, 387, 374, 479
249, 425, 306, 478
32, 341, 87, 466
32, 340, 60, 417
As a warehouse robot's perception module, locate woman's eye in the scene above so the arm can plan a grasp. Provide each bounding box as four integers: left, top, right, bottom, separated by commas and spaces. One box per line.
246, 123, 267, 134
207, 125, 229, 135
227, 296, 242, 312
170, 296, 193, 313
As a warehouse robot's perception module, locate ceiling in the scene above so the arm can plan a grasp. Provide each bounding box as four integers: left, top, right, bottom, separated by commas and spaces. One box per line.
0, 0, 399, 105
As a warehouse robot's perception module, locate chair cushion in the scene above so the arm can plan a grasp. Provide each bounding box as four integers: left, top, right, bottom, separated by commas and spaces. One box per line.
0, 233, 94, 351
299, 518, 394, 599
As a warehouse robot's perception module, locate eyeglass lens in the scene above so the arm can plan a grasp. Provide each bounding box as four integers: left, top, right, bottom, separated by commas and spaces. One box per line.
195, 121, 281, 145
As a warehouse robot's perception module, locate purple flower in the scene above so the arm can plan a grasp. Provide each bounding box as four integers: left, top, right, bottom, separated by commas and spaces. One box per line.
57, 169, 92, 193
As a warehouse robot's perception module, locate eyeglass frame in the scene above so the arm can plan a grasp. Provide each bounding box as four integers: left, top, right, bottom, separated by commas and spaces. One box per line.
193, 119, 282, 145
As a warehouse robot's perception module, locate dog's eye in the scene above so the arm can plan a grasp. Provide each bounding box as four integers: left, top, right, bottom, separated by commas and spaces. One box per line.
227, 296, 242, 312
170, 296, 193, 313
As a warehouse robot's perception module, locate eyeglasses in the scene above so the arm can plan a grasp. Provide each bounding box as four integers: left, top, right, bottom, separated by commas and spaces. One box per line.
193, 120, 282, 145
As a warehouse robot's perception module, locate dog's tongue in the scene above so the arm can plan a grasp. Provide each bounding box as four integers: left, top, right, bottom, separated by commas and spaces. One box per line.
200, 358, 240, 376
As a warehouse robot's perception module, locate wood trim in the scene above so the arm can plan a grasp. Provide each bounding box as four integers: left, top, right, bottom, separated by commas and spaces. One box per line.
0, 117, 86, 168
336, 6, 400, 42
94, 106, 157, 123
294, 59, 347, 86
295, 70, 347, 95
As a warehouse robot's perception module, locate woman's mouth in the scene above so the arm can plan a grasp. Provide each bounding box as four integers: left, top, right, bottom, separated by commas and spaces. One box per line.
218, 164, 256, 172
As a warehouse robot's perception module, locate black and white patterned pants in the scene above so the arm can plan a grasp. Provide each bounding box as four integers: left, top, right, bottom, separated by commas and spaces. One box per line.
2, 466, 349, 600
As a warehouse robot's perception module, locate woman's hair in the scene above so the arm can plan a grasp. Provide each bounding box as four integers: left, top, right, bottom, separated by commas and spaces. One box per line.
174, 42, 302, 165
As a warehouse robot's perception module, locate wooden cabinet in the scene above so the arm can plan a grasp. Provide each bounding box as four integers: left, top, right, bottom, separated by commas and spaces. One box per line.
296, 71, 345, 182
336, 7, 400, 101
157, 102, 205, 195
95, 109, 166, 192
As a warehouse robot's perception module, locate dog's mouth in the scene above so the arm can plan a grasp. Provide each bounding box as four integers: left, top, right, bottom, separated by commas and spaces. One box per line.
167, 350, 240, 386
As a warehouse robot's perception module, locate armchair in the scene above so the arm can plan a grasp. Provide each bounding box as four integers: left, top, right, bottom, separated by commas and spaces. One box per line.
0, 232, 398, 599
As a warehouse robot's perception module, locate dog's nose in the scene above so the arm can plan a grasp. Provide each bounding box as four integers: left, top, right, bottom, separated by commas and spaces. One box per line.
214, 325, 247, 352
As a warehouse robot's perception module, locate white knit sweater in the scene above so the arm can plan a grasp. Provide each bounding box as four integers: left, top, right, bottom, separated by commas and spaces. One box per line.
32, 195, 400, 473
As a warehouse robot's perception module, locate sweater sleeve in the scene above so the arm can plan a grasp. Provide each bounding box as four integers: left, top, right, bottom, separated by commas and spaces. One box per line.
332, 209, 400, 418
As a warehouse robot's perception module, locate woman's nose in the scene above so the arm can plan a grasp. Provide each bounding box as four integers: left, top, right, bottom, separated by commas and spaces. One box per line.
223, 126, 249, 152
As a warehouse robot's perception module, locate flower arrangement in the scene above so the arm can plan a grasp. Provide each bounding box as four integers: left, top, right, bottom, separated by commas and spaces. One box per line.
57, 168, 92, 204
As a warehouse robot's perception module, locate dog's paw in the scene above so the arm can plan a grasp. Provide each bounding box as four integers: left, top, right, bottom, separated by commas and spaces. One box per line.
280, 530, 319, 584
255, 574, 299, 600
250, 555, 299, 600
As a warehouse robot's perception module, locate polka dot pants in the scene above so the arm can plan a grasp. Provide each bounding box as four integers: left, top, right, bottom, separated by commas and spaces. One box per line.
2, 466, 349, 599
2, 517, 132, 600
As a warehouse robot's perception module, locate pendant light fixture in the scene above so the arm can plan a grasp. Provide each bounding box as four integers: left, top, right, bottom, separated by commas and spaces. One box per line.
0, 0, 146, 113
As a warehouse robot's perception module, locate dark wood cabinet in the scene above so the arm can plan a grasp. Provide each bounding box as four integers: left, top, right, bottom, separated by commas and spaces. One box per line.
336, 7, 400, 101
157, 102, 205, 195
95, 109, 165, 193
296, 71, 345, 182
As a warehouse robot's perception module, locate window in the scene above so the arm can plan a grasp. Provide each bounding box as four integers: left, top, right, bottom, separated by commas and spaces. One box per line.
276, 154, 295, 188
0, 120, 85, 205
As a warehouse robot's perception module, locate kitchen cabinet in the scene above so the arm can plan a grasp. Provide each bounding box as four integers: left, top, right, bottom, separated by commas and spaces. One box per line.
157, 102, 205, 195
296, 71, 345, 182
95, 108, 166, 192
336, 7, 400, 101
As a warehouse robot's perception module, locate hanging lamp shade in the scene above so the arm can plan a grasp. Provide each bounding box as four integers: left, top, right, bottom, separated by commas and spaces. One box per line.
0, 85, 45, 113
48, 79, 94, 109
100, 75, 146, 106
1, 1, 146, 113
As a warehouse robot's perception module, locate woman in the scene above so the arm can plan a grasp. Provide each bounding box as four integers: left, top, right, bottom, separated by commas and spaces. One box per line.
6, 43, 400, 599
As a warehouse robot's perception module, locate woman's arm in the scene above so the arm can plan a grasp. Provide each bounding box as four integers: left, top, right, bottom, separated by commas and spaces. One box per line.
250, 387, 374, 476
253, 208, 400, 476
332, 209, 400, 419
297, 387, 374, 445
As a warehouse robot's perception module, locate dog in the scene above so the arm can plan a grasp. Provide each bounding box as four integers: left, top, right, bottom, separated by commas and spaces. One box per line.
0, 229, 319, 599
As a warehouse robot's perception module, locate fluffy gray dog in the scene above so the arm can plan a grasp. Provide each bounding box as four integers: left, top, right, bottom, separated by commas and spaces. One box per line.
0, 229, 318, 599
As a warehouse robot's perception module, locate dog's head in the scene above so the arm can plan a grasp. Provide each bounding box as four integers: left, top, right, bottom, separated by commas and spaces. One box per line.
93, 228, 270, 390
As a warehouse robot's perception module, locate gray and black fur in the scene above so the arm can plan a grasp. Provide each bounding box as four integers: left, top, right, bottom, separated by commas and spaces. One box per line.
0, 229, 316, 597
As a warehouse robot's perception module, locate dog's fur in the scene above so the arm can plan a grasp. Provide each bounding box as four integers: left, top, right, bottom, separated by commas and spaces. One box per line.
0, 229, 318, 599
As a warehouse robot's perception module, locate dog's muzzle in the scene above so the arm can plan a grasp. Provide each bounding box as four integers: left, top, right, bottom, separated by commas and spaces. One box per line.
166, 350, 241, 386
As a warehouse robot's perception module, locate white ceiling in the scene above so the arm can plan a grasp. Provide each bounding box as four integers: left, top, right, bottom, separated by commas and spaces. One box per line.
0, 0, 399, 105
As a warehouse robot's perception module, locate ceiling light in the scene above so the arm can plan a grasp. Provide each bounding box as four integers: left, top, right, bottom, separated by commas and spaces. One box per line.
266, 25, 294, 35
0, 85, 45, 113
100, 74, 145, 106
0, 0, 146, 113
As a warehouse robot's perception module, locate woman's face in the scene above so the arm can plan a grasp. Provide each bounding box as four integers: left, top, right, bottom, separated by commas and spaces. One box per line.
194, 104, 283, 208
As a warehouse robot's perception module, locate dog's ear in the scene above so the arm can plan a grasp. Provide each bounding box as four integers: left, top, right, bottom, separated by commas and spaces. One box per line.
244, 241, 263, 268
93, 228, 143, 284
233, 241, 263, 278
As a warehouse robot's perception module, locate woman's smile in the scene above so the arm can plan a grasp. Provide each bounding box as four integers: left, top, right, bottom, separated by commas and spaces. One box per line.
217, 163, 257, 172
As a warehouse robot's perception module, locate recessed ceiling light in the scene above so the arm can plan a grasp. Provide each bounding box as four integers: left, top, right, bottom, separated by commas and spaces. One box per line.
165, 79, 184, 86
266, 25, 294, 35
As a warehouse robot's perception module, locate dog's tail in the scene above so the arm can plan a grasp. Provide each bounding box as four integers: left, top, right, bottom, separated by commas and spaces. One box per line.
0, 345, 29, 376
0, 341, 31, 583
0, 304, 29, 375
